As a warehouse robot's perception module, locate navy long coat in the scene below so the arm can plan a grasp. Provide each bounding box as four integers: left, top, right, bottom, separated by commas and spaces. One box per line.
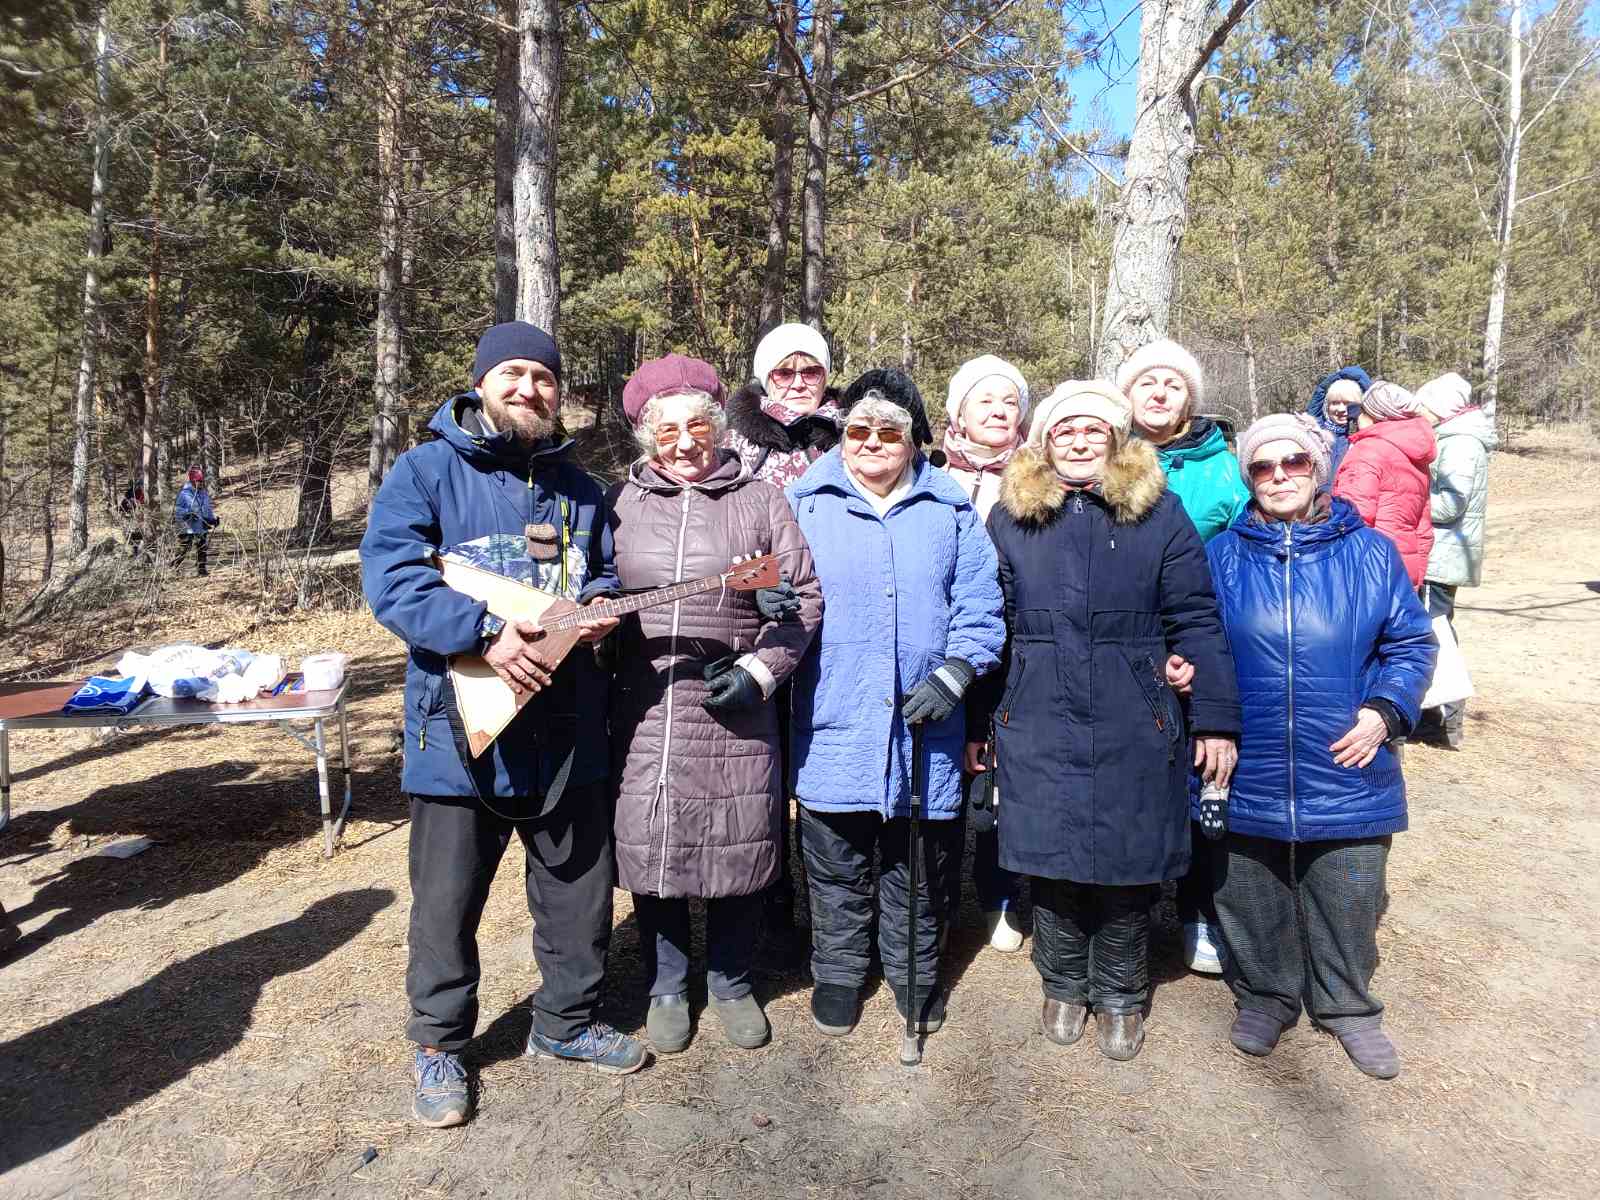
979, 440, 1241, 886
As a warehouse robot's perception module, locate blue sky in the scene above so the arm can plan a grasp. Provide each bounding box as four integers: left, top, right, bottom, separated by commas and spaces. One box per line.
1063, 2, 1143, 139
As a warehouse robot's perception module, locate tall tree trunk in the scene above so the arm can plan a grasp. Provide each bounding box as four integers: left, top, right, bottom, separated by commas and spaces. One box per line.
493, 6, 519, 323
1322, 137, 1340, 369
369, 3, 407, 496
141, 16, 169, 541
514, 0, 563, 332
1479, 0, 1523, 422
295, 313, 336, 545
800, 0, 833, 331
1228, 216, 1259, 422
758, 0, 797, 337
1095, 0, 1213, 377
68, 3, 112, 556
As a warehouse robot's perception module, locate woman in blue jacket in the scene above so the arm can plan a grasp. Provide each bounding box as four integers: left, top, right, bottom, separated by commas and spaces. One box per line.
786, 370, 1005, 1042
1207, 413, 1435, 1081
971, 381, 1241, 1062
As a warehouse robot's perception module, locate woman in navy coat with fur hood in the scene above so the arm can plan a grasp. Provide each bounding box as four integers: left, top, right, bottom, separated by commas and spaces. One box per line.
970, 380, 1240, 1062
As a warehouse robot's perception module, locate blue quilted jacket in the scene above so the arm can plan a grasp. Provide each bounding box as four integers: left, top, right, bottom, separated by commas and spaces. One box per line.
1204, 497, 1436, 842
785, 450, 1004, 820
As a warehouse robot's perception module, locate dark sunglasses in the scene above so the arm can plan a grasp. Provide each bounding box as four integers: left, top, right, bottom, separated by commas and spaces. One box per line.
769, 365, 826, 387
1247, 453, 1315, 484
844, 424, 907, 445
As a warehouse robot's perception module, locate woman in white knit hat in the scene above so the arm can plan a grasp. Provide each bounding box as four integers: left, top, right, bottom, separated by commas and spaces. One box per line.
1415, 371, 1494, 748
1115, 337, 1250, 977
940, 354, 1030, 953
967, 381, 1241, 1062
725, 323, 844, 489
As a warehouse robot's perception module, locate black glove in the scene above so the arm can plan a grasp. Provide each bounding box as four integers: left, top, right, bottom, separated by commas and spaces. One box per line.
901, 658, 975, 726
703, 662, 763, 713
755, 577, 801, 623
1196, 781, 1229, 841
967, 766, 996, 835
207, 515, 221, 529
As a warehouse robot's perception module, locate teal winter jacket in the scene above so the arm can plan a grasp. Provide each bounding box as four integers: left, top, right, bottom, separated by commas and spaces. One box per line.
1150, 419, 1250, 543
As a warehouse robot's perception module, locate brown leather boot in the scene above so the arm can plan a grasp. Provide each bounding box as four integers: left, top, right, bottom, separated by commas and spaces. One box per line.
1042, 999, 1087, 1046
1096, 1010, 1145, 1061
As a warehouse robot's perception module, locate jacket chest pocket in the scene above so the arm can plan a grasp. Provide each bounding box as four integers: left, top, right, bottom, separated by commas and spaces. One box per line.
1123, 652, 1181, 761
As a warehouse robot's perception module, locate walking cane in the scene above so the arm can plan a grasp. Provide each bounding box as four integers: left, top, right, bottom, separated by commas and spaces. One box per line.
900, 719, 927, 1067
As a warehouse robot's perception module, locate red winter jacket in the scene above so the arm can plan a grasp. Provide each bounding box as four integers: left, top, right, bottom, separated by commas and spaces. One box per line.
1333, 415, 1437, 586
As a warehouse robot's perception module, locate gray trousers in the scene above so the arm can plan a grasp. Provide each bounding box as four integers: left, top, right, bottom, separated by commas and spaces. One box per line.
1212, 833, 1391, 1034
633, 892, 762, 1001
406, 786, 614, 1050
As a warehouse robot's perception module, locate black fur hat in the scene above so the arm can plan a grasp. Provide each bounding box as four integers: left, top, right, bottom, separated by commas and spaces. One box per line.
841, 368, 934, 447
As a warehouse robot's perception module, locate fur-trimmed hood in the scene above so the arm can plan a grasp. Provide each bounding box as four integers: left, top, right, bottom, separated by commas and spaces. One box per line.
726, 379, 844, 453
999, 438, 1167, 526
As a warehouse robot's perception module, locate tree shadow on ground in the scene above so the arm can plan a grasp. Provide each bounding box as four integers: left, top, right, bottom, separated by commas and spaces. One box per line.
0, 760, 406, 968
0, 885, 394, 1174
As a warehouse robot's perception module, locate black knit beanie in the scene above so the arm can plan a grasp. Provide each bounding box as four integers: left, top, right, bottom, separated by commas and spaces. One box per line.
472, 321, 562, 386
842, 368, 934, 446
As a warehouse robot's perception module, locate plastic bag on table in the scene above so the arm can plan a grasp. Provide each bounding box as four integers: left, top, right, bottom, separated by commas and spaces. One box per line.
121, 643, 257, 701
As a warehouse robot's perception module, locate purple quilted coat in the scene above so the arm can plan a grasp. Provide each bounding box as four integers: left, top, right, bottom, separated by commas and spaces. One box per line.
607, 450, 822, 898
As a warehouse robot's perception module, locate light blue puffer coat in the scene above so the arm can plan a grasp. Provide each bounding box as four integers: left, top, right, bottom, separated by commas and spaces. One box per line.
1425, 407, 1495, 587
785, 450, 1004, 820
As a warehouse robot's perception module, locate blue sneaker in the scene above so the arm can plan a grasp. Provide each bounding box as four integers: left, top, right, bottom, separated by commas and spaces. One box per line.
411, 1049, 470, 1128
526, 1022, 649, 1074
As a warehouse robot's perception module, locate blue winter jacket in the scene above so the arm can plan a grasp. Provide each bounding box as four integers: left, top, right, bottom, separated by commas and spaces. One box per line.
1204, 497, 1436, 842
174, 483, 217, 535
785, 450, 1005, 820
1308, 365, 1371, 481
360, 394, 618, 801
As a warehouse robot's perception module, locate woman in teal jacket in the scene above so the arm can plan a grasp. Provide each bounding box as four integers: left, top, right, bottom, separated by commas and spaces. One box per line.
1114, 338, 1249, 975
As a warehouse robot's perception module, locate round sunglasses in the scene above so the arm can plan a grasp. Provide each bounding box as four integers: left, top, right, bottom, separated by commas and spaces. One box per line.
769, 365, 826, 387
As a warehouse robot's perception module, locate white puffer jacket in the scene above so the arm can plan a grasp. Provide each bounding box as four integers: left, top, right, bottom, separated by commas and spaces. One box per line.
1425, 408, 1496, 587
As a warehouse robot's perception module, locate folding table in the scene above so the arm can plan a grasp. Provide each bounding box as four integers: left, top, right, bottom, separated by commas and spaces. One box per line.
0, 676, 353, 857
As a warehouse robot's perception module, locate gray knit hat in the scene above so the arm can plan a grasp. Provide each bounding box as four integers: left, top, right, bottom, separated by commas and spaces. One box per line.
1236, 413, 1335, 489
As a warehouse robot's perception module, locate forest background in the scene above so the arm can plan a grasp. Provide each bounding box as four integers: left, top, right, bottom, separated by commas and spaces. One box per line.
0, 0, 1595, 605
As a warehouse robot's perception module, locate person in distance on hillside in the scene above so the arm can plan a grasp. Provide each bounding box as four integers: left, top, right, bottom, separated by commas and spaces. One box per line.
605, 354, 821, 1057
786, 369, 1005, 1043
969, 381, 1240, 1062
172, 468, 220, 577
360, 321, 642, 1130
1116, 339, 1249, 979
1205, 413, 1435, 1080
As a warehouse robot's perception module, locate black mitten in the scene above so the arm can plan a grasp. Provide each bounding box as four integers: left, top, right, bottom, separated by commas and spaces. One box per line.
1197, 781, 1229, 841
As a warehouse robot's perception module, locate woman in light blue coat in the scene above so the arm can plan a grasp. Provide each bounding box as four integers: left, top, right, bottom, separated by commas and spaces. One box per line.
786, 369, 1005, 1042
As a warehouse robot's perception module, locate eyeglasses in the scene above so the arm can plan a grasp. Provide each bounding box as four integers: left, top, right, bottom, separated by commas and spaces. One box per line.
1247, 453, 1314, 484
769, 365, 826, 388
654, 419, 714, 446
844, 424, 907, 445
1047, 421, 1112, 446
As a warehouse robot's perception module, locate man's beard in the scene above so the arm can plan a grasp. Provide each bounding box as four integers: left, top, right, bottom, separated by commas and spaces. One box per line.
488, 398, 558, 445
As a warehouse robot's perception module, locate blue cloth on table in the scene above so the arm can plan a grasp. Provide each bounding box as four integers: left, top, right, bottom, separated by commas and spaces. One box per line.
62, 675, 150, 716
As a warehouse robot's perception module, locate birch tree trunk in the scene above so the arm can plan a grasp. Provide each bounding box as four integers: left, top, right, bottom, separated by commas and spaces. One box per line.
1095, 0, 1215, 378
1228, 215, 1259, 422
514, 0, 563, 333
758, 0, 797, 337
800, 0, 833, 331
493, 5, 519, 323
1479, 0, 1523, 421
68, 3, 113, 556
368, 2, 407, 495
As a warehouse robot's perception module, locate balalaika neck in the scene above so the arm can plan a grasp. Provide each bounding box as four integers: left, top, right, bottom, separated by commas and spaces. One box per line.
541, 574, 729, 631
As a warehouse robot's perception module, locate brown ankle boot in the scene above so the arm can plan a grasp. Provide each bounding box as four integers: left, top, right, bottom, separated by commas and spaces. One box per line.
1042, 999, 1088, 1046
1096, 1010, 1145, 1061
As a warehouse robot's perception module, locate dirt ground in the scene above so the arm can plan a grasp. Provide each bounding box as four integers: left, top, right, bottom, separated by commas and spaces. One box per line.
2, 426, 1597, 1199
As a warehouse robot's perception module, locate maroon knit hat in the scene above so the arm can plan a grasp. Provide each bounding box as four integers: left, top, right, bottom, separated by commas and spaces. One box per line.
621, 354, 723, 425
